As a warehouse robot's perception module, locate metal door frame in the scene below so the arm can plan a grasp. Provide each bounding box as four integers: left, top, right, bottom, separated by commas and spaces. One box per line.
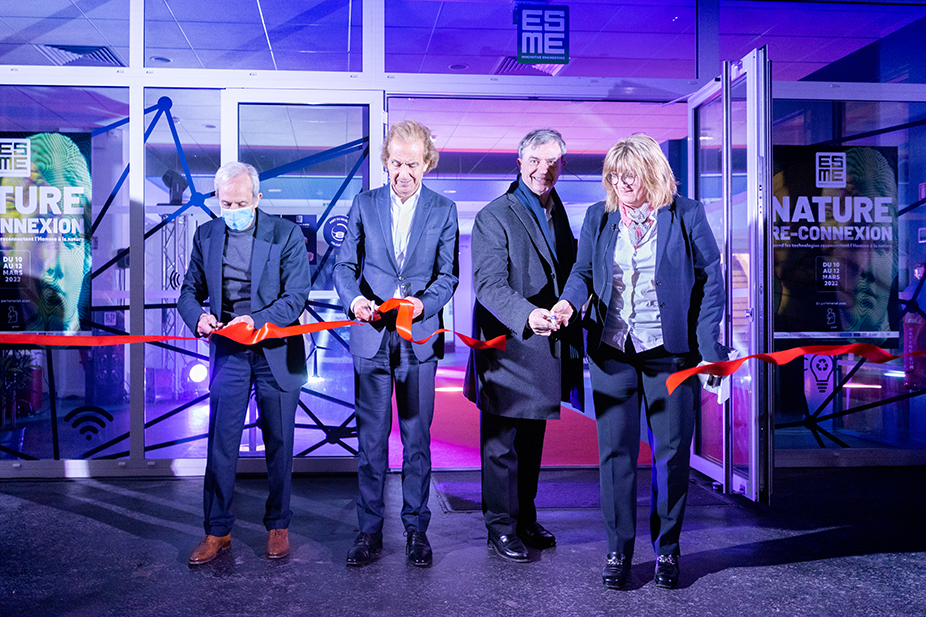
687, 48, 773, 503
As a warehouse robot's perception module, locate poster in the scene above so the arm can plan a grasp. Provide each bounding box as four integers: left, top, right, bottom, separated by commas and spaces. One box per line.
773, 145, 898, 342
0, 132, 92, 332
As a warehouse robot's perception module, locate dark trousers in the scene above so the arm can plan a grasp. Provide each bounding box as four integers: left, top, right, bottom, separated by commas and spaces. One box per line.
480, 411, 546, 536
203, 347, 299, 536
353, 329, 436, 535
588, 341, 698, 557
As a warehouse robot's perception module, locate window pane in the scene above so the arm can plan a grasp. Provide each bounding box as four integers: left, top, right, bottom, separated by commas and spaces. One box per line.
773, 98, 926, 452
721, 1, 926, 82
0, 85, 131, 461
143, 88, 220, 459
238, 102, 369, 459
144, 0, 362, 71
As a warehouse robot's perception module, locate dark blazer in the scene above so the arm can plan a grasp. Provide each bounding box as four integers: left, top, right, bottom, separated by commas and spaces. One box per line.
559, 196, 728, 363
332, 184, 459, 363
177, 209, 312, 392
464, 183, 584, 419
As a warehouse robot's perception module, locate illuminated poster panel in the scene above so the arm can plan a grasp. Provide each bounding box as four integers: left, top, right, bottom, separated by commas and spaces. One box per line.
773, 145, 898, 342
0, 133, 92, 332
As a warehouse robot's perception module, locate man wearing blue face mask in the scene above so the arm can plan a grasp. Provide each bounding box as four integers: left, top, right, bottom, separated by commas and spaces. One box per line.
178, 161, 312, 565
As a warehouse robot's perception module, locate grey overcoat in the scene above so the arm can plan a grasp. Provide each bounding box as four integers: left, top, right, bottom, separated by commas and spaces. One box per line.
464, 181, 584, 419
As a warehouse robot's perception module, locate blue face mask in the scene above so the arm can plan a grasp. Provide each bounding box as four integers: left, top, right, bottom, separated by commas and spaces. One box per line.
221, 206, 255, 231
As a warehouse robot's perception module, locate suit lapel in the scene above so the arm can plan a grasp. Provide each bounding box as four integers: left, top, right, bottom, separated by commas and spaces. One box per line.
510, 196, 555, 270
655, 203, 673, 276
597, 211, 621, 303
205, 222, 225, 314
374, 188, 399, 272
251, 209, 272, 307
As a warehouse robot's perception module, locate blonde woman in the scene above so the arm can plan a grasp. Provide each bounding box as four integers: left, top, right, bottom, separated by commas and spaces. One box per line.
553, 134, 728, 590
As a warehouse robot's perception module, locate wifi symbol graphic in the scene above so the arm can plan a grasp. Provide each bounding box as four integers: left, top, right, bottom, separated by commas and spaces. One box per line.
168, 270, 182, 289
64, 406, 114, 441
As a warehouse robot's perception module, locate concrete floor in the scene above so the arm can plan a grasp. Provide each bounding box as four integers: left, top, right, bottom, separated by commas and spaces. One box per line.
1, 466, 924, 617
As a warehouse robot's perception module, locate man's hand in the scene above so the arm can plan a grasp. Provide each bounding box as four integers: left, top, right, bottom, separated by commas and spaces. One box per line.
528, 308, 560, 336
227, 315, 255, 329
409, 297, 424, 319
196, 313, 223, 337
353, 298, 381, 323
551, 299, 575, 327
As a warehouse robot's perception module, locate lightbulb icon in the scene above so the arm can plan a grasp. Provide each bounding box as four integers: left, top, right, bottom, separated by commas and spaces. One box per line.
809, 355, 834, 393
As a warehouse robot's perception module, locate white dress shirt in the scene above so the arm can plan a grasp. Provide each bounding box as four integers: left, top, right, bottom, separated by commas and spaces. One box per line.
391, 184, 421, 272
350, 185, 422, 315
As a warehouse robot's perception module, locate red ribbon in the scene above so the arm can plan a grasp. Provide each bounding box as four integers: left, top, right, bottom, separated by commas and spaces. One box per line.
666, 343, 924, 395
0, 298, 506, 351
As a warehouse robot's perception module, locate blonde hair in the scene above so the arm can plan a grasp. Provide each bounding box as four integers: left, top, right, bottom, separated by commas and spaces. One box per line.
381, 120, 439, 172
602, 134, 677, 213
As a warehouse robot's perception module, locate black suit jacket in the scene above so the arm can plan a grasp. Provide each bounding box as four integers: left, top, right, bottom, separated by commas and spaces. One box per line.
177, 209, 312, 392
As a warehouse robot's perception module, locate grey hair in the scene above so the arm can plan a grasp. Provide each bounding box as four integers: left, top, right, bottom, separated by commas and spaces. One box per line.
214, 161, 260, 200
518, 129, 567, 159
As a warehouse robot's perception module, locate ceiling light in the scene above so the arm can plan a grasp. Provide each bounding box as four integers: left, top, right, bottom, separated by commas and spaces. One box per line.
150, 56, 172, 63
443, 190, 457, 194
449, 64, 469, 71
203, 124, 217, 129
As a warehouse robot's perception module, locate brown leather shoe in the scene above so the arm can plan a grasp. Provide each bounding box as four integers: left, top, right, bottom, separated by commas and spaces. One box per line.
266, 528, 290, 559
188, 534, 231, 565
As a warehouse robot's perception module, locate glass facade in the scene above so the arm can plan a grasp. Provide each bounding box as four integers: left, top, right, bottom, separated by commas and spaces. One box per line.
1, 1, 925, 476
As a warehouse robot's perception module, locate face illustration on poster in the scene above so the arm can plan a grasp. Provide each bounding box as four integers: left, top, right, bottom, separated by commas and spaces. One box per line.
820, 147, 898, 336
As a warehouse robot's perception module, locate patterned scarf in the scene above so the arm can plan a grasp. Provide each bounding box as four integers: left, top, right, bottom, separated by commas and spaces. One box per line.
619, 202, 655, 246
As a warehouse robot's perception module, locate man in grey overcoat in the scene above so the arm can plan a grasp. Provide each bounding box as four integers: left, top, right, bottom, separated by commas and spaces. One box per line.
464, 129, 584, 562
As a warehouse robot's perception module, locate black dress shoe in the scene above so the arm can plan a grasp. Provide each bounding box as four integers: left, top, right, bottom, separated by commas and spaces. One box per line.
406, 530, 433, 567
346, 532, 382, 567
654, 554, 680, 589
602, 552, 631, 590
517, 522, 556, 549
487, 533, 530, 563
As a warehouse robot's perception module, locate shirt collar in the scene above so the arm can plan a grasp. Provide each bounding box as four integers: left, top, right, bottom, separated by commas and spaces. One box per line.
390, 184, 422, 210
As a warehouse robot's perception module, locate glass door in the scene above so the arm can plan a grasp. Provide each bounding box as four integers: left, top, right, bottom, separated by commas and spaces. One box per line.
214, 89, 383, 472
688, 48, 773, 503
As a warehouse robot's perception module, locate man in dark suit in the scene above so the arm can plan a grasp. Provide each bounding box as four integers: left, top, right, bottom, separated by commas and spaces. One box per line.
464, 129, 584, 562
333, 120, 459, 568
178, 162, 311, 565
